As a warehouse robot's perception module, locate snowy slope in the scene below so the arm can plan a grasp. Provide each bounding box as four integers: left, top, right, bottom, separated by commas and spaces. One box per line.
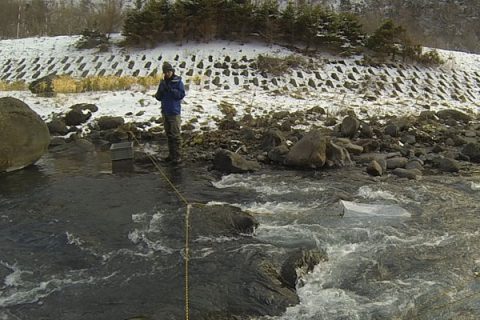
0, 34, 479, 133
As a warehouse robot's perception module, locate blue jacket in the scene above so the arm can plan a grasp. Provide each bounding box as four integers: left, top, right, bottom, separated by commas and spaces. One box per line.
155, 75, 185, 115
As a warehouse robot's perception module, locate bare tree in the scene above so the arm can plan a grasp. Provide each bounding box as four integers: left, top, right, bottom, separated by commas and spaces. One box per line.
95, 0, 125, 34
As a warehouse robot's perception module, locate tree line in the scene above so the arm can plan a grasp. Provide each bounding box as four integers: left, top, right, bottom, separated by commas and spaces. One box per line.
0, 0, 124, 38
122, 0, 441, 64
122, 0, 365, 53
0, 0, 443, 64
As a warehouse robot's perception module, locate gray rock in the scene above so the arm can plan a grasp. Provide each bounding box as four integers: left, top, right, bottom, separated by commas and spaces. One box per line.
97, 116, 125, 130
0, 97, 50, 172
434, 157, 460, 173
367, 160, 383, 176
419, 111, 437, 120
28, 73, 58, 97
285, 131, 327, 169
462, 143, 480, 163
436, 109, 472, 123
342, 142, 363, 155
405, 159, 423, 171
65, 109, 91, 126
386, 157, 408, 169
213, 149, 261, 173
71, 103, 98, 113
356, 139, 380, 152
432, 144, 444, 153
268, 144, 290, 164
49, 137, 66, 147
261, 129, 286, 151
64, 104, 98, 126
392, 168, 422, 179
49, 138, 95, 155
47, 118, 69, 135
280, 249, 327, 289
401, 134, 416, 145
360, 123, 373, 138
464, 130, 476, 137
326, 141, 353, 167
384, 124, 399, 137
341, 116, 360, 138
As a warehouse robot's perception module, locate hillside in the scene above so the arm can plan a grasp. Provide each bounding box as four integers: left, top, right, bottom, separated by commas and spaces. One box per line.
0, 34, 479, 135
327, 0, 480, 53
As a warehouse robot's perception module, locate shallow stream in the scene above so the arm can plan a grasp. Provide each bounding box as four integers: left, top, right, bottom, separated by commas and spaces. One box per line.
1, 152, 480, 319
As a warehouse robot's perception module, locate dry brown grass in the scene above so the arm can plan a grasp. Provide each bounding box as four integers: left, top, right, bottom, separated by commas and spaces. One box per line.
0, 80, 27, 91
54, 75, 163, 93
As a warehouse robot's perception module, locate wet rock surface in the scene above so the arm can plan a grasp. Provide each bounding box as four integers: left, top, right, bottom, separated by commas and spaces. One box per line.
0, 97, 50, 172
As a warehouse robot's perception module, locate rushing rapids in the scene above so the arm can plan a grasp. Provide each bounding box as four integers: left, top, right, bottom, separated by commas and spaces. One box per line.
1, 152, 479, 319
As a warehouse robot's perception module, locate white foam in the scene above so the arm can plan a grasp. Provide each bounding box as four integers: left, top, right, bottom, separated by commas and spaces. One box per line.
340, 200, 411, 218
131, 212, 148, 223
0, 271, 107, 308
127, 229, 173, 254
357, 186, 399, 201
1, 263, 32, 289
239, 201, 323, 215
193, 235, 240, 243
212, 174, 325, 195
65, 231, 83, 246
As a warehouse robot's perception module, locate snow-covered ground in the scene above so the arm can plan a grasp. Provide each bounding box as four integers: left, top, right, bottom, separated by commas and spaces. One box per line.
0, 34, 479, 132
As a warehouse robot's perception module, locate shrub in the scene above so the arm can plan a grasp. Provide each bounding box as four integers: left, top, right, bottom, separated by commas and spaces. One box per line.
256, 54, 306, 75
75, 29, 110, 51
417, 49, 444, 65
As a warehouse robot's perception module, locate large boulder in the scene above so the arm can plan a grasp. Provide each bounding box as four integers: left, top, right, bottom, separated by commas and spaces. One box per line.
0, 97, 50, 172
28, 73, 58, 97
213, 149, 261, 173
285, 130, 327, 169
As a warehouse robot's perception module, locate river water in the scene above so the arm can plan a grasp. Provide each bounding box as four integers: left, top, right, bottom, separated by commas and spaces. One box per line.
1, 151, 480, 320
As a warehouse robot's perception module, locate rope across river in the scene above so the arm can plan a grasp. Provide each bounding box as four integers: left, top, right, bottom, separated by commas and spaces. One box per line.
129, 133, 192, 320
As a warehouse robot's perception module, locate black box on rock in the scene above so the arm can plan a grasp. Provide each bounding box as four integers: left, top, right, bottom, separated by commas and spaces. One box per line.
110, 142, 134, 173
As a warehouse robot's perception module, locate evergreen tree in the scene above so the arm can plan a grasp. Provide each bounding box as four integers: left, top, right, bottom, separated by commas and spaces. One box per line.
336, 12, 364, 47
252, 0, 280, 43
295, 4, 320, 51
366, 19, 408, 59
279, 1, 296, 44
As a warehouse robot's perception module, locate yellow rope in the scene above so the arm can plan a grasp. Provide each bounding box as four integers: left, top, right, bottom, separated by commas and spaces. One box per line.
185, 204, 191, 320
128, 133, 191, 320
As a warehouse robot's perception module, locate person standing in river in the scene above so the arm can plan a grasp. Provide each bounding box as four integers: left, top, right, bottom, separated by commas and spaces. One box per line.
155, 62, 186, 164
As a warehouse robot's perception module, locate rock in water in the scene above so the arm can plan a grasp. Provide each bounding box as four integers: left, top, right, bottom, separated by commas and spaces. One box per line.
213, 148, 261, 173
285, 130, 327, 169
0, 97, 50, 172
280, 249, 328, 289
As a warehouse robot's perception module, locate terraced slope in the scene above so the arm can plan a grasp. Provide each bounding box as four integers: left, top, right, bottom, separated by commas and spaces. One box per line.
0, 36, 479, 132
2, 37, 479, 106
